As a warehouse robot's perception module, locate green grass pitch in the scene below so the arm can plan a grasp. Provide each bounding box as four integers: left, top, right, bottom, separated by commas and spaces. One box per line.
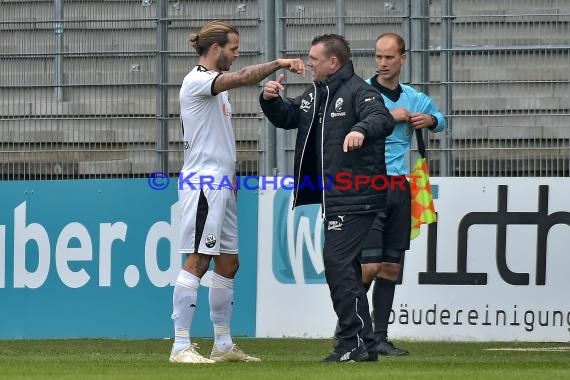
1, 339, 569, 380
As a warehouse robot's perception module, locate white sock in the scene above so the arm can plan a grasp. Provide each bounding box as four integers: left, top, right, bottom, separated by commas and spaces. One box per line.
209, 272, 234, 352
171, 269, 200, 353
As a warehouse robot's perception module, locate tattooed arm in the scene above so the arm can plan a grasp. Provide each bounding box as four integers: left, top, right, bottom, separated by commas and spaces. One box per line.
212, 58, 305, 94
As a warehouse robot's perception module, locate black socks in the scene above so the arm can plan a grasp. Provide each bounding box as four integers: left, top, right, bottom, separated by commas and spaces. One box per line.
371, 277, 396, 337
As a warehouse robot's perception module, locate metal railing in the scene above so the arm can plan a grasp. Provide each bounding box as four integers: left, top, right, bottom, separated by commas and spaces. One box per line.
1, 0, 568, 179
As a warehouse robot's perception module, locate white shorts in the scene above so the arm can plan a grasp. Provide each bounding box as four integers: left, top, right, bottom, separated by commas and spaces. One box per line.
178, 186, 238, 255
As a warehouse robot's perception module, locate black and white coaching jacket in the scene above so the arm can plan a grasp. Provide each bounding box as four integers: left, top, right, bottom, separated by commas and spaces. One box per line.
260, 61, 395, 218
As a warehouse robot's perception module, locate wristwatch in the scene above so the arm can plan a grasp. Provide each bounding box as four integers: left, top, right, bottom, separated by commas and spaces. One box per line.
429, 114, 438, 128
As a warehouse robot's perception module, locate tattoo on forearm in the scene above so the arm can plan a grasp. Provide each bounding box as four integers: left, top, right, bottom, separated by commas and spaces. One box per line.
241, 61, 281, 84
215, 61, 281, 92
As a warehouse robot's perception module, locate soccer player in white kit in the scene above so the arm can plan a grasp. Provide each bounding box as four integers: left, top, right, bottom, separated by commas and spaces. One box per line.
170, 20, 305, 364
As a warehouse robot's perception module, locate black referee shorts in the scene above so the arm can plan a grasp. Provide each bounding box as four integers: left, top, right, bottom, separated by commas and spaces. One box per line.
361, 177, 411, 264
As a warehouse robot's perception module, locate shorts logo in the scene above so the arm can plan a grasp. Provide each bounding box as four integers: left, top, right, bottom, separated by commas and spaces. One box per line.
205, 234, 217, 248
327, 215, 345, 231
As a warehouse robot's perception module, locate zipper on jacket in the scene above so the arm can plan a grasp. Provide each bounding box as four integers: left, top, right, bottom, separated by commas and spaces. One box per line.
294, 83, 318, 210
320, 84, 330, 219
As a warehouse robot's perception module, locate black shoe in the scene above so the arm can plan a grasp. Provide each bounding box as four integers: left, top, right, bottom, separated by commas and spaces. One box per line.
321, 344, 369, 363
366, 350, 379, 362
377, 339, 409, 356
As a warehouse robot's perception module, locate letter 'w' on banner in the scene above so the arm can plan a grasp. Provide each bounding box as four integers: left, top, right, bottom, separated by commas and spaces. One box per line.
409, 128, 437, 240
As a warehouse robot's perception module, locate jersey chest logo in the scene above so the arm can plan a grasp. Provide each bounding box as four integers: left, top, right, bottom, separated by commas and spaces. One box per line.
330, 97, 346, 118
300, 92, 314, 113
222, 103, 231, 117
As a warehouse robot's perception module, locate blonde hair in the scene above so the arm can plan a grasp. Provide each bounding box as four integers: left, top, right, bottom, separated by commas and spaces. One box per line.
189, 20, 239, 56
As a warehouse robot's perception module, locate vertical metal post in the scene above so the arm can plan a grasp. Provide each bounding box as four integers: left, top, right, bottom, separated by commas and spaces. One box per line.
275, 0, 288, 176
54, 0, 64, 102
410, 0, 430, 156
409, 0, 429, 93
440, 0, 454, 176
156, 0, 169, 173
261, 0, 277, 176
335, 0, 345, 36
401, 0, 411, 83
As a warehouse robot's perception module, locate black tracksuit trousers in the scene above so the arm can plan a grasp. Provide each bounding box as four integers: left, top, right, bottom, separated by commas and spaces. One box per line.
323, 212, 377, 354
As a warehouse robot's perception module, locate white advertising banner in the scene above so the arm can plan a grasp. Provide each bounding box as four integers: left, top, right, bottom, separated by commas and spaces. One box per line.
256, 178, 570, 341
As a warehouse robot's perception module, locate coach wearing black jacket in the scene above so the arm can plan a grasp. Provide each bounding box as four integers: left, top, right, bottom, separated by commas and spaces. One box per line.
260, 34, 394, 363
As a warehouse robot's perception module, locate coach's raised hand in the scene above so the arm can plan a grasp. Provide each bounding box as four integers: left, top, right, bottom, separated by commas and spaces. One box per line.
277, 58, 306, 76
262, 74, 286, 101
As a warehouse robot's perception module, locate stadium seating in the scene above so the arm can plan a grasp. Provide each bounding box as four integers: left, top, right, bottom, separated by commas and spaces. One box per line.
1, 0, 568, 178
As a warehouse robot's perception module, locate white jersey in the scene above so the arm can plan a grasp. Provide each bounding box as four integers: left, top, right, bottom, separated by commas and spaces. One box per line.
179, 65, 235, 185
